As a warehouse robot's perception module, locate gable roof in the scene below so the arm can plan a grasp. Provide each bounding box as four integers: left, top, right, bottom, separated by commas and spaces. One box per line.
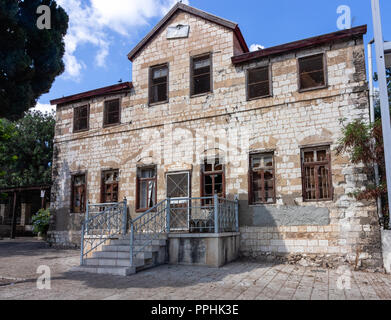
127, 3, 249, 61
50, 82, 133, 106
232, 25, 367, 65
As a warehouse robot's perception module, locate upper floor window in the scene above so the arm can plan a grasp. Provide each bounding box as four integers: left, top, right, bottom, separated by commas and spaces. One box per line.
191, 53, 212, 96
298, 53, 326, 91
101, 169, 119, 203
71, 174, 86, 213
249, 153, 275, 204
149, 64, 168, 104
301, 146, 332, 201
104, 99, 120, 126
73, 105, 89, 132
247, 66, 271, 100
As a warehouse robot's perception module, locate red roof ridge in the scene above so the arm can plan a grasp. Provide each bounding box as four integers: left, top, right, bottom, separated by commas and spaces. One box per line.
127, 2, 248, 62
50, 82, 132, 106
232, 25, 367, 65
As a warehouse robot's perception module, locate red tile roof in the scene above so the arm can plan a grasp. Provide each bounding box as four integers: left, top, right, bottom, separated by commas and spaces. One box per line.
232, 25, 367, 65
50, 82, 133, 106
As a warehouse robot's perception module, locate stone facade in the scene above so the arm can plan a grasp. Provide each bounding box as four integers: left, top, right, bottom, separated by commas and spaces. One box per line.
50, 6, 382, 269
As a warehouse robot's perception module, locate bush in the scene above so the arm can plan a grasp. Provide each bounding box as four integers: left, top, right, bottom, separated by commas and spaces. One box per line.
32, 209, 51, 235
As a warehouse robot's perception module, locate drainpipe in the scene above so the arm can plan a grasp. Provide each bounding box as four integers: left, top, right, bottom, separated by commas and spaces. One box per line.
368, 39, 383, 226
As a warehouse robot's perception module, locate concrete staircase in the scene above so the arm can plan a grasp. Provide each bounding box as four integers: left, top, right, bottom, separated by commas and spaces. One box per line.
71, 234, 168, 276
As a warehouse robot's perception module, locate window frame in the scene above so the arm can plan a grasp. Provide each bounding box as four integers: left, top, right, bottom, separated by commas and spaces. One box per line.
136, 165, 158, 213
200, 158, 226, 202
190, 53, 213, 97
149, 63, 169, 106
300, 145, 333, 202
100, 169, 120, 203
71, 173, 87, 213
297, 53, 328, 93
248, 152, 276, 205
103, 98, 121, 127
73, 105, 90, 133
246, 65, 273, 101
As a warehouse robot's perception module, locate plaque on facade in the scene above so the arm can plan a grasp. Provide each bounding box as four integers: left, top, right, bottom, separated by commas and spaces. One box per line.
167, 24, 190, 39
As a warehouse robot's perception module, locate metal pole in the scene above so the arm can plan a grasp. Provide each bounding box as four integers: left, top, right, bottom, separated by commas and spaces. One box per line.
234, 195, 239, 232
129, 222, 134, 267
85, 200, 90, 233
166, 198, 171, 233
80, 224, 85, 266
214, 194, 219, 233
368, 40, 383, 223
10, 191, 17, 239
122, 197, 127, 235
372, 0, 391, 224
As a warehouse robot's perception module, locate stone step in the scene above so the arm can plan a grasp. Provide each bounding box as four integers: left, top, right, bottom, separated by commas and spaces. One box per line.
84, 257, 144, 268
121, 234, 168, 240
109, 239, 167, 246
93, 250, 153, 260
101, 244, 161, 253
70, 265, 136, 276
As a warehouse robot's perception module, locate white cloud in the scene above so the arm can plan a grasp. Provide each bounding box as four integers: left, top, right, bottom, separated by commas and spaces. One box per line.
57, 0, 189, 81
250, 44, 265, 52
31, 103, 56, 114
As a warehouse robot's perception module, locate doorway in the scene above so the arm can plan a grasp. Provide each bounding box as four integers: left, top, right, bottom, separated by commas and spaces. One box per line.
166, 172, 190, 231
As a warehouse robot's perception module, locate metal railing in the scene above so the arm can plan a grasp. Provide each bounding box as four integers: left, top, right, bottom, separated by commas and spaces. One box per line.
129, 194, 239, 266
80, 198, 127, 265
130, 199, 168, 267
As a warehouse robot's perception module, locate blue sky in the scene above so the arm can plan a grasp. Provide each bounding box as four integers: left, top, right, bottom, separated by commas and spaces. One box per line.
36, 0, 391, 112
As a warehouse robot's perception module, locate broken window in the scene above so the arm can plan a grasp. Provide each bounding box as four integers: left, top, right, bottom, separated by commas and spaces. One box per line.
73, 105, 89, 132
298, 54, 326, 91
191, 54, 212, 96
71, 174, 86, 213
103, 99, 120, 126
136, 167, 157, 211
247, 66, 271, 100
149, 64, 168, 104
201, 158, 225, 205
249, 153, 275, 204
301, 146, 332, 201
101, 170, 119, 203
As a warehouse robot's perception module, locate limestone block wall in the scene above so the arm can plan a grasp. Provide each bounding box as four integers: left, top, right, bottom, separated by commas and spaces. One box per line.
50, 12, 382, 269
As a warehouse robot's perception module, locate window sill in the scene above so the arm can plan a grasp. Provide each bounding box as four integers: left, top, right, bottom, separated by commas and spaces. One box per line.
302, 199, 333, 203
149, 100, 169, 107
247, 94, 272, 102
73, 129, 89, 134
249, 203, 276, 207
103, 122, 121, 129
190, 92, 213, 99
298, 84, 328, 93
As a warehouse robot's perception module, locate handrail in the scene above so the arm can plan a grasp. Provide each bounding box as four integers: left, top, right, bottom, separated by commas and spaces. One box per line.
131, 199, 167, 223
80, 198, 127, 266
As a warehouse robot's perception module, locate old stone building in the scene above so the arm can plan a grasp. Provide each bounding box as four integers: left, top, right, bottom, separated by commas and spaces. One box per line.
49, 3, 382, 270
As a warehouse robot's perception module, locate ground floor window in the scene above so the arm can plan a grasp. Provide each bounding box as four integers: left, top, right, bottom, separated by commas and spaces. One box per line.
136, 166, 157, 211
201, 158, 225, 205
71, 174, 86, 213
301, 146, 332, 201
249, 153, 275, 204
101, 170, 119, 203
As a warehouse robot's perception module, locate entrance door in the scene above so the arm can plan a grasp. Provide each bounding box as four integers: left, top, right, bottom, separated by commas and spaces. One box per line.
166, 172, 190, 231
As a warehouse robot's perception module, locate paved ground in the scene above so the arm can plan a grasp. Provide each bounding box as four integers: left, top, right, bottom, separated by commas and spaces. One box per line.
1, 238, 391, 300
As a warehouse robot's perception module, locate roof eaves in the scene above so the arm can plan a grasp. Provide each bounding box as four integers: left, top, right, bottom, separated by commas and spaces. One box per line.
232, 25, 367, 65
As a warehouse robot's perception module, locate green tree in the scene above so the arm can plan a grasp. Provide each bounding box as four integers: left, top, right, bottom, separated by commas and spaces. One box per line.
0, 0, 68, 120
0, 110, 55, 188
337, 68, 391, 228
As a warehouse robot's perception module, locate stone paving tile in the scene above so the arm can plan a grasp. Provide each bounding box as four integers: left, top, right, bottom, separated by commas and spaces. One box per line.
2, 239, 391, 300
